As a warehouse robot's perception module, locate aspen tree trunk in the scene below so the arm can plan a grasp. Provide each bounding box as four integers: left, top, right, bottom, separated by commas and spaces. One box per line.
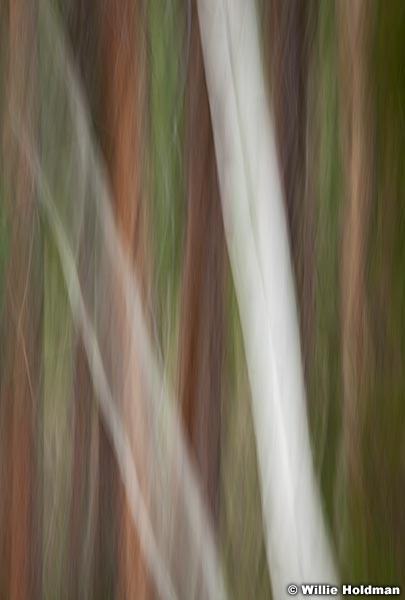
197, 0, 338, 594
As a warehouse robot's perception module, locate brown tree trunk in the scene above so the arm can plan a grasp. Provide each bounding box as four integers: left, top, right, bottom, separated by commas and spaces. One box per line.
0, 1, 42, 598
267, 0, 315, 374
99, 1, 153, 598
338, 0, 373, 488
178, 0, 226, 525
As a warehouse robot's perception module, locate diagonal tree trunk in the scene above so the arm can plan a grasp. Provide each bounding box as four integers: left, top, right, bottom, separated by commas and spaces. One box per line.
65, 5, 109, 599
197, 0, 338, 594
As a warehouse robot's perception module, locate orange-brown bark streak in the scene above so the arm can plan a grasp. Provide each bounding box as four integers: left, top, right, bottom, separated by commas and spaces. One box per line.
100, 1, 152, 598
0, 1, 41, 598
179, 2, 226, 524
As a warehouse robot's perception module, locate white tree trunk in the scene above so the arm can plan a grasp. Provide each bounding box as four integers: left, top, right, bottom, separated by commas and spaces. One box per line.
197, 0, 338, 596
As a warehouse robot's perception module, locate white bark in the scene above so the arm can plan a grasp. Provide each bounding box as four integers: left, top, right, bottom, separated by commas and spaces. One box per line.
197, 0, 338, 596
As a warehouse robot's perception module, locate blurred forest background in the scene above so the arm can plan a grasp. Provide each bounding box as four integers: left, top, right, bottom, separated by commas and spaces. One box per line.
0, 0, 404, 598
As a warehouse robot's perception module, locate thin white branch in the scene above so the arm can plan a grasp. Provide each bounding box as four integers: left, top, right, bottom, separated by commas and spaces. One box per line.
9, 3, 227, 598
13, 138, 178, 600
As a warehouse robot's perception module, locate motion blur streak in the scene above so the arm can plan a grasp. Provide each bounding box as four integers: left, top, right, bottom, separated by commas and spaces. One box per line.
0, 1, 41, 598
178, 0, 225, 526
1, 0, 405, 598
196, 0, 337, 596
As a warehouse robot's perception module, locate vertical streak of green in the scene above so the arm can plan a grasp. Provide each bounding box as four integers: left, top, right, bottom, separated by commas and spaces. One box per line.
39, 6, 74, 596
42, 231, 74, 600
357, 0, 405, 584
310, 0, 405, 584
308, 0, 343, 566
220, 276, 273, 600
148, 0, 186, 372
